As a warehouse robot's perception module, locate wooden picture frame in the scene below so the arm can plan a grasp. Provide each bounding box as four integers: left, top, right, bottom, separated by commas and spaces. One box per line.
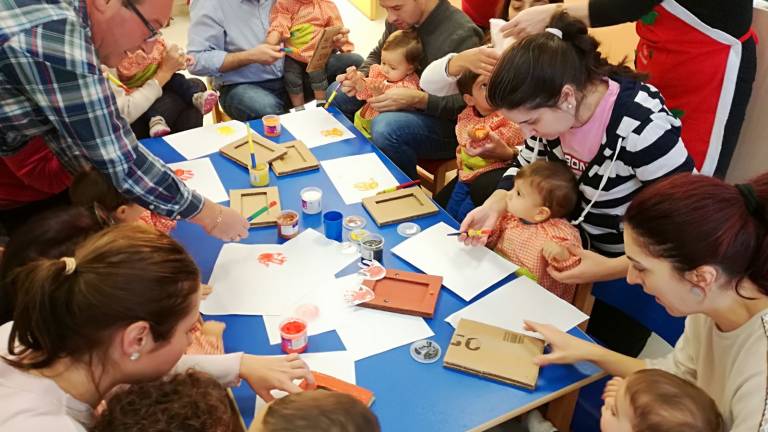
362, 188, 438, 226
360, 269, 442, 318
229, 187, 281, 227
271, 140, 319, 176
219, 132, 287, 168
306, 25, 342, 73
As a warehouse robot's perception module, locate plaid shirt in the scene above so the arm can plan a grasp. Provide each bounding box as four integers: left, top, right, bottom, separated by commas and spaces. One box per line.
0, 0, 203, 219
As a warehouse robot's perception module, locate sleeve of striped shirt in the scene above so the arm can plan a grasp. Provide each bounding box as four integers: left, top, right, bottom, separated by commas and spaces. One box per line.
11, 25, 204, 219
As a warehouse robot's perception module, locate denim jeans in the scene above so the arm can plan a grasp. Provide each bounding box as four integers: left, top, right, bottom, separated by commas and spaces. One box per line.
370, 111, 458, 179
219, 52, 363, 121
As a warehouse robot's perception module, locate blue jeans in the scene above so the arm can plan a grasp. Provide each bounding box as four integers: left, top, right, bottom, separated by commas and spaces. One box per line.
370, 111, 458, 179
445, 180, 475, 222
220, 52, 363, 121
327, 87, 364, 121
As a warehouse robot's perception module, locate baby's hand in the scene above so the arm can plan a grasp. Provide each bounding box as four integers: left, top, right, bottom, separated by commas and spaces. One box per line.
467, 126, 489, 142
370, 80, 386, 97
542, 240, 571, 263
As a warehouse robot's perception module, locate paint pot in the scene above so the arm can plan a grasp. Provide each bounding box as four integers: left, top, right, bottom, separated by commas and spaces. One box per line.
300, 187, 323, 215
276, 210, 300, 240
343, 215, 366, 232
360, 233, 384, 263
397, 222, 421, 237
323, 210, 343, 242
249, 162, 269, 187
409, 339, 441, 364
279, 317, 308, 354
263, 115, 281, 137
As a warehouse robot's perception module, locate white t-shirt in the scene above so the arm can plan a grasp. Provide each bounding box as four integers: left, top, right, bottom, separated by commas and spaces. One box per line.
646, 309, 768, 432
0, 322, 242, 431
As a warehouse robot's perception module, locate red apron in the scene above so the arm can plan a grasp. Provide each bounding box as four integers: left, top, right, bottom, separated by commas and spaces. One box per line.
635, 0, 756, 175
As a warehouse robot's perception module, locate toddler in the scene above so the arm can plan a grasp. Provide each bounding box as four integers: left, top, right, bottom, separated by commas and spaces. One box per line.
352, 30, 422, 138
91, 371, 244, 432
486, 160, 582, 302
601, 369, 723, 432
267, 0, 354, 108
113, 39, 218, 137
446, 69, 523, 221
252, 390, 380, 432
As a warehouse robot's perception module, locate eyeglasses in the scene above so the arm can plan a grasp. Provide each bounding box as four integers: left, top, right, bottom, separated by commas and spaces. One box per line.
124, 1, 160, 41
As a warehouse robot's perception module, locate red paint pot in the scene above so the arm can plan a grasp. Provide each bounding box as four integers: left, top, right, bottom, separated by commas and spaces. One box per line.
279, 317, 308, 354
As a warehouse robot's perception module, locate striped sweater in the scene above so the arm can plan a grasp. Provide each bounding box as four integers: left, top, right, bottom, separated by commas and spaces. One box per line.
497, 77, 695, 255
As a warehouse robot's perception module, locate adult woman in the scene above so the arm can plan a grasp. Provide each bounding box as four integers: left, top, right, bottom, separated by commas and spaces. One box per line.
503, 0, 757, 178
524, 172, 768, 432
460, 12, 694, 354
0, 224, 311, 431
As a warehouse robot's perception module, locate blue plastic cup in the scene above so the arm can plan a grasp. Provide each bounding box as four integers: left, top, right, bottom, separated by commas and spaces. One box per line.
323, 210, 343, 242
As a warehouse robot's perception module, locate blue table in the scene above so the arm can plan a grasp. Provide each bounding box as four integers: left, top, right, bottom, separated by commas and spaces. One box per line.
142, 109, 604, 432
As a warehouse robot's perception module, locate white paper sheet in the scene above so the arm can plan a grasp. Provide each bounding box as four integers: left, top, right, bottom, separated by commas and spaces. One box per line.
280, 108, 355, 148
289, 100, 322, 112
391, 222, 519, 301
320, 153, 399, 204
445, 277, 589, 340
335, 302, 435, 361
254, 351, 356, 412
163, 120, 249, 160
167, 158, 229, 203
202, 230, 359, 316
489, 19, 515, 55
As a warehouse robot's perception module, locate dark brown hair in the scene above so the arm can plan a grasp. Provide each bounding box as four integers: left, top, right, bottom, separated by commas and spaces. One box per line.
457, 70, 481, 97
0, 206, 104, 324
624, 369, 724, 432
515, 160, 579, 218
382, 29, 423, 68
625, 172, 768, 297
69, 168, 130, 220
92, 370, 244, 432
262, 390, 380, 432
4, 223, 200, 370
487, 11, 645, 110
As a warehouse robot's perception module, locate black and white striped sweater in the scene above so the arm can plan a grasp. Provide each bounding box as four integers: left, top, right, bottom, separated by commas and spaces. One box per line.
497, 77, 696, 256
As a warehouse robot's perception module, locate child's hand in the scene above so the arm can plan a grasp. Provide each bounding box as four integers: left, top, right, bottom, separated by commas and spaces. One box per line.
332, 27, 351, 51
370, 80, 386, 97
602, 377, 624, 401
160, 44, 186, 73
200, 283, 213, 300
542, 240, 572, 263
337, 66, 365, 97
464, 131, 518, 160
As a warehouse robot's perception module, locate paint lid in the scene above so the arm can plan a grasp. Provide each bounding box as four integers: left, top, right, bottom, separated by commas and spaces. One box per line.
343, 215, 366, 230
349, 229, 369, 243
409, 339, 442, 364
397, 222, 421, 237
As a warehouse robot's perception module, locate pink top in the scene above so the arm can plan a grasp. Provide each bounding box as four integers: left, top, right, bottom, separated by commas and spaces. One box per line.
559, 78, 620, 177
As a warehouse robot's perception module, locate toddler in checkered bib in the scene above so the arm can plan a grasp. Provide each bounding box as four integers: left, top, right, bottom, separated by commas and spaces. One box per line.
486, 160, 583, 302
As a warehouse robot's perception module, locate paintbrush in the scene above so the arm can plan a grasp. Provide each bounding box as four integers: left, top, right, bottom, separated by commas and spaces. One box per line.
324, 82, 341, 109
376, 180, 421, 195
247, 125, 257, 169
446, 229, 492, 237
247, 200, 278, 222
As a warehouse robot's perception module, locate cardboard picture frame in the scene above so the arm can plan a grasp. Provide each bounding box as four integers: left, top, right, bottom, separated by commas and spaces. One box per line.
362, 188, 438, 226
219, 132, 287, 168
360, 269, 442, 318
271, 140, 320, 176
306, 25, 342, 73
229, 187, 281, 227
443, 319, 545, 390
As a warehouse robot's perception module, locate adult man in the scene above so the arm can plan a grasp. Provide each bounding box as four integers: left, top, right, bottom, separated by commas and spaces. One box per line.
187, 0, 363, 121
333, 0, 483, 179
0, 0, 248, 241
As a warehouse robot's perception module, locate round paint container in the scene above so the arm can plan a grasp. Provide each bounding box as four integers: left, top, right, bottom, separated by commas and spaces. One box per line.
300, 187, 323, 215
249, 162, 270, 187
397, 222, 421, 237
263, 115, 281, 137
360, 233, 384, 263
409, 339, 442, 364
279, 317, 308, 354
343, 215, 366, 231
277, 210, 300, 240
348, 229, 369, 252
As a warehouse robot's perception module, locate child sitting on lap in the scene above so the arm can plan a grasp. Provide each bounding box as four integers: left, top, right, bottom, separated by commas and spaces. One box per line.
267, 0, 354, 108
446, 70, 523, 221
601, 369, 723, 432
486, 160, 582, 302
252, 390, 380, 432
351, 30, 422, 138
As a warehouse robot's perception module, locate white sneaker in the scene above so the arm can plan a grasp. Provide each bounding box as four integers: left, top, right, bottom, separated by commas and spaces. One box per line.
524, 410, 558, 432
149, 116, 171, 137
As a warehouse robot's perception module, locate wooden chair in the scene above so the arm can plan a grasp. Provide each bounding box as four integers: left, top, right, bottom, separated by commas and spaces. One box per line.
416, 158, 456, 195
